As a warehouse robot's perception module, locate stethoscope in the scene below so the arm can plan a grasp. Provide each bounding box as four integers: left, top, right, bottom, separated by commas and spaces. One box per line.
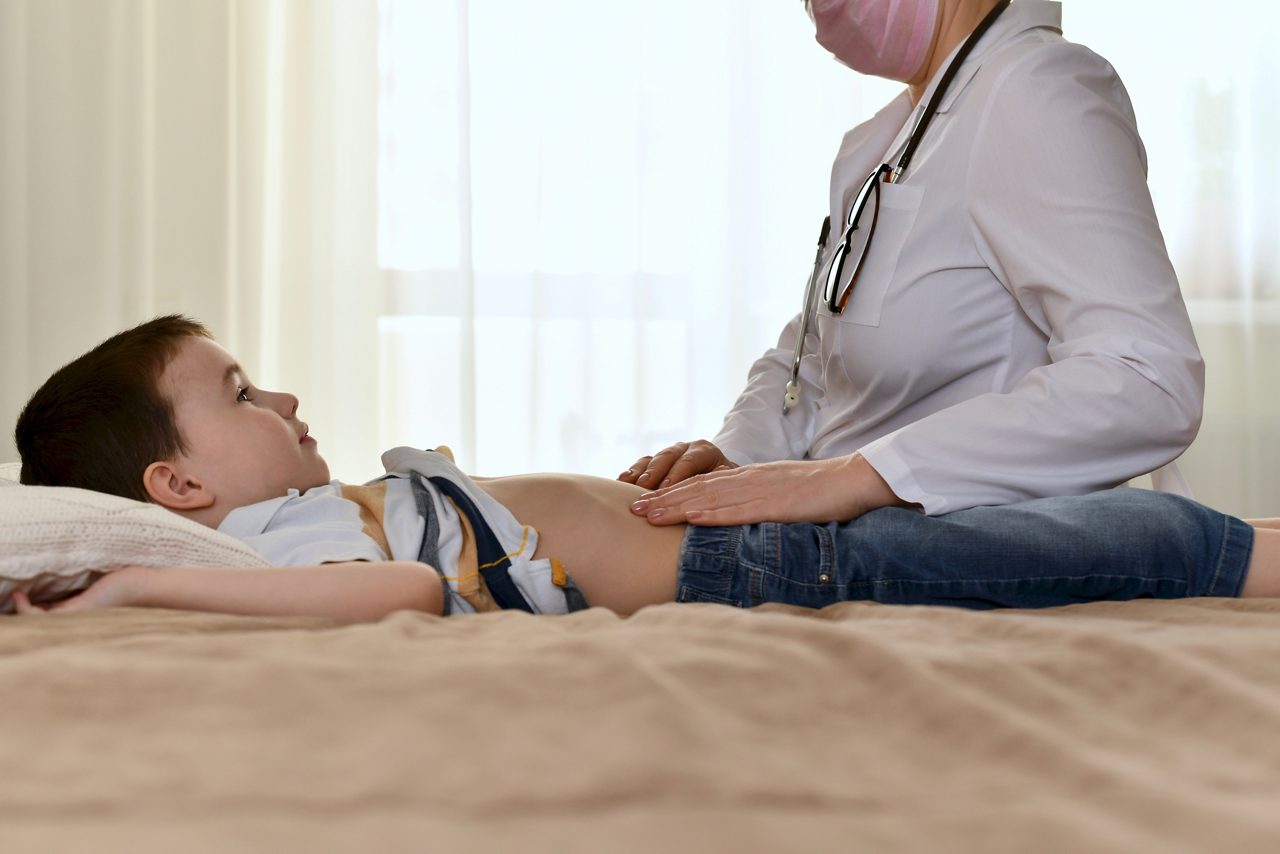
783, 0, 1011, 415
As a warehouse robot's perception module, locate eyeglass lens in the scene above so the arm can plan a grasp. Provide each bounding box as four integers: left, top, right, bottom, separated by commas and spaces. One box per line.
824, 165, 887, 314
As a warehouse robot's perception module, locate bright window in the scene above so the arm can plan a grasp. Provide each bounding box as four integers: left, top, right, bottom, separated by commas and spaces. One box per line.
376, 0, 1280, 488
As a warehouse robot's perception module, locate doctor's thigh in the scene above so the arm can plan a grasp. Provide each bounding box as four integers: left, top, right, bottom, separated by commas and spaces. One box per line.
674, 491, 1258, 610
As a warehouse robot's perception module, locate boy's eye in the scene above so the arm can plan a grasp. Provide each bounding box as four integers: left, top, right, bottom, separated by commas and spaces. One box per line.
236, 387, 253, 403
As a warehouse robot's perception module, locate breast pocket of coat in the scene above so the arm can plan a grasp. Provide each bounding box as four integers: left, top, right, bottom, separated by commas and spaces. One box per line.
818, 182, 924, 328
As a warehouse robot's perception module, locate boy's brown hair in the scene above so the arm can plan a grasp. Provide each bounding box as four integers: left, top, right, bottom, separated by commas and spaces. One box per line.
15, 314, 212, 502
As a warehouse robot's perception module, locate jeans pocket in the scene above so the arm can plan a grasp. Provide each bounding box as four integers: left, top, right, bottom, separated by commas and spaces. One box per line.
751, 523, 845, 609
675, 585, 742, 607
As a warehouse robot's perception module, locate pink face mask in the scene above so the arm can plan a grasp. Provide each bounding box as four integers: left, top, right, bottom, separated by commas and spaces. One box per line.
807, 0, 942, 83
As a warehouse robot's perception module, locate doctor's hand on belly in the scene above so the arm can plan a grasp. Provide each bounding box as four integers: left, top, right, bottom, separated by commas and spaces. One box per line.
627, 452, 905, 527
618, 439, 738, 491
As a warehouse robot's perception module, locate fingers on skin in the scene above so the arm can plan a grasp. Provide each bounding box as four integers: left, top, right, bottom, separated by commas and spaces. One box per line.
636, 443, 688, 488
653, 478, 718, 512
634, 472, 732, 524
638, 460, 862, 527
663, 452, 712, 488
618, 455, 653, 483
653, 441, 727, 488
684, 509, 742, 526
625, 440, 733, 488
657, 476, 762, 524
645, 488, 769, 527
685, 496, 774, 526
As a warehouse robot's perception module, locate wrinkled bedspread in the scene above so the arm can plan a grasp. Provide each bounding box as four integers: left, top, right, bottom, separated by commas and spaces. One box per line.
4, 598, 1280, 853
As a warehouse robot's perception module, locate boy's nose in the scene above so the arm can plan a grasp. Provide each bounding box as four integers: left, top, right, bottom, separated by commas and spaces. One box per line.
260, 389, 299, 418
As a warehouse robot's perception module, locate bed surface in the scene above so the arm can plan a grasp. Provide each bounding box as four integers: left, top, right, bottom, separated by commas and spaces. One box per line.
4, 597, 1280, 853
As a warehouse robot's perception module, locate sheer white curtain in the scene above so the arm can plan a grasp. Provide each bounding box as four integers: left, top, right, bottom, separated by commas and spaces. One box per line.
1065, 1, 1280, 516
376, 0, 898, 479
0, 0, 382, 480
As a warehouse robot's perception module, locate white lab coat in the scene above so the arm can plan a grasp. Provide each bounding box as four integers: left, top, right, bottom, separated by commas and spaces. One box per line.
713, 0, 1203, 515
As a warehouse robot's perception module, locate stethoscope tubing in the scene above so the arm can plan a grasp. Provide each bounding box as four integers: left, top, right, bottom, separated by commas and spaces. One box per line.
784, 215, 832, 415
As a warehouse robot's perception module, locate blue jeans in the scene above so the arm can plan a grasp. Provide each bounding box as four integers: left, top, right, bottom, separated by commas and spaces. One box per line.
674, 490, 1254, 610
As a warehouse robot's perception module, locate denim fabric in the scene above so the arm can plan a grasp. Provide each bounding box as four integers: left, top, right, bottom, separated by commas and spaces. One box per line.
675, 490, 1254, 610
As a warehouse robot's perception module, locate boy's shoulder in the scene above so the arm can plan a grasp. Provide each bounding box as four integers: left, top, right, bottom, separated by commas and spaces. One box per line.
217, 480, 350, 537
218, 480, 388, 566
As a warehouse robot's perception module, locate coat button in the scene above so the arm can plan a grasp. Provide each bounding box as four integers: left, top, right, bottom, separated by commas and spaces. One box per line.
818, 573, 831, 584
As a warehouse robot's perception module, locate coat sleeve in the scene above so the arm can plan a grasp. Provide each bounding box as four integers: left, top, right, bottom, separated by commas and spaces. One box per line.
712, 311, 822, 466
858, 43, 1204, 514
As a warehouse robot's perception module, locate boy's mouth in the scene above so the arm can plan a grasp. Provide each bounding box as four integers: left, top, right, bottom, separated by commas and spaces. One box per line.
299, 424, 315, 445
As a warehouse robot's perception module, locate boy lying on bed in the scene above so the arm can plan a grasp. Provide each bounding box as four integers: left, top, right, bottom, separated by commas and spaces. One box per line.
11, 316, 1280, 620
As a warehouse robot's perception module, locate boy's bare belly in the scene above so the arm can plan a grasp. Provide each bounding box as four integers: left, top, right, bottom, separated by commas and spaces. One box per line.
475, 473, 685, 614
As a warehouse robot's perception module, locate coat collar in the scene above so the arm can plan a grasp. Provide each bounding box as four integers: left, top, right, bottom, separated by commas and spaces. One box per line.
926, 0, 1063, 114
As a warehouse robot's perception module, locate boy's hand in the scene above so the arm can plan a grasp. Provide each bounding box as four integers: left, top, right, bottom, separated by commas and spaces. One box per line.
9, 566, 146, 615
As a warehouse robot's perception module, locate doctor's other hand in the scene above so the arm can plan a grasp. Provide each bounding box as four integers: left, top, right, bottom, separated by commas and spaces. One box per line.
629, 454, 904, 527
618, 439, 738, 489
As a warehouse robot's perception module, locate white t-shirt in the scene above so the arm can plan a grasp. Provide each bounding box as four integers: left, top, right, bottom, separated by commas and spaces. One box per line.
217, 448, 580, 615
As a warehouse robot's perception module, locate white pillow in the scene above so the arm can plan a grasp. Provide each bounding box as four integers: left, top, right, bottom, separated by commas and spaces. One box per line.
0, 477, 269, 612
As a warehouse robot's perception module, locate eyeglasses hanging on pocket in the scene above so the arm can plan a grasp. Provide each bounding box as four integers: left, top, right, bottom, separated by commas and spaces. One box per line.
824, 162, 894, 315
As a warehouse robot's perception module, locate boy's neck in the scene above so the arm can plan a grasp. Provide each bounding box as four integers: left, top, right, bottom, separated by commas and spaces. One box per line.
166, 499, 251, 531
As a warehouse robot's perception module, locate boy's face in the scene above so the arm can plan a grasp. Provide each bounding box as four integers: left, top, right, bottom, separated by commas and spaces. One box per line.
160, 336, 331, 513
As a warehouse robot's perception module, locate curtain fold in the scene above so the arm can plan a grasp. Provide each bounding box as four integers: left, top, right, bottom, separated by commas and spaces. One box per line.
0, 0, 381, 480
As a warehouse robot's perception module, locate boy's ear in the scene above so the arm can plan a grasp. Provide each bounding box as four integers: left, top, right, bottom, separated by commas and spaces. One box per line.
142, 460, 215, 511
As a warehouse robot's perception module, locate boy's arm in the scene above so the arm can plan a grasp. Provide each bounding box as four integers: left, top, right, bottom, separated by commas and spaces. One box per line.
10, 561, 444, 620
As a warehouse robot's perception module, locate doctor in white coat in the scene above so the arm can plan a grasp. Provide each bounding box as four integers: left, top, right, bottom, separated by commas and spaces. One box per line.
624, 0, 1203, 527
